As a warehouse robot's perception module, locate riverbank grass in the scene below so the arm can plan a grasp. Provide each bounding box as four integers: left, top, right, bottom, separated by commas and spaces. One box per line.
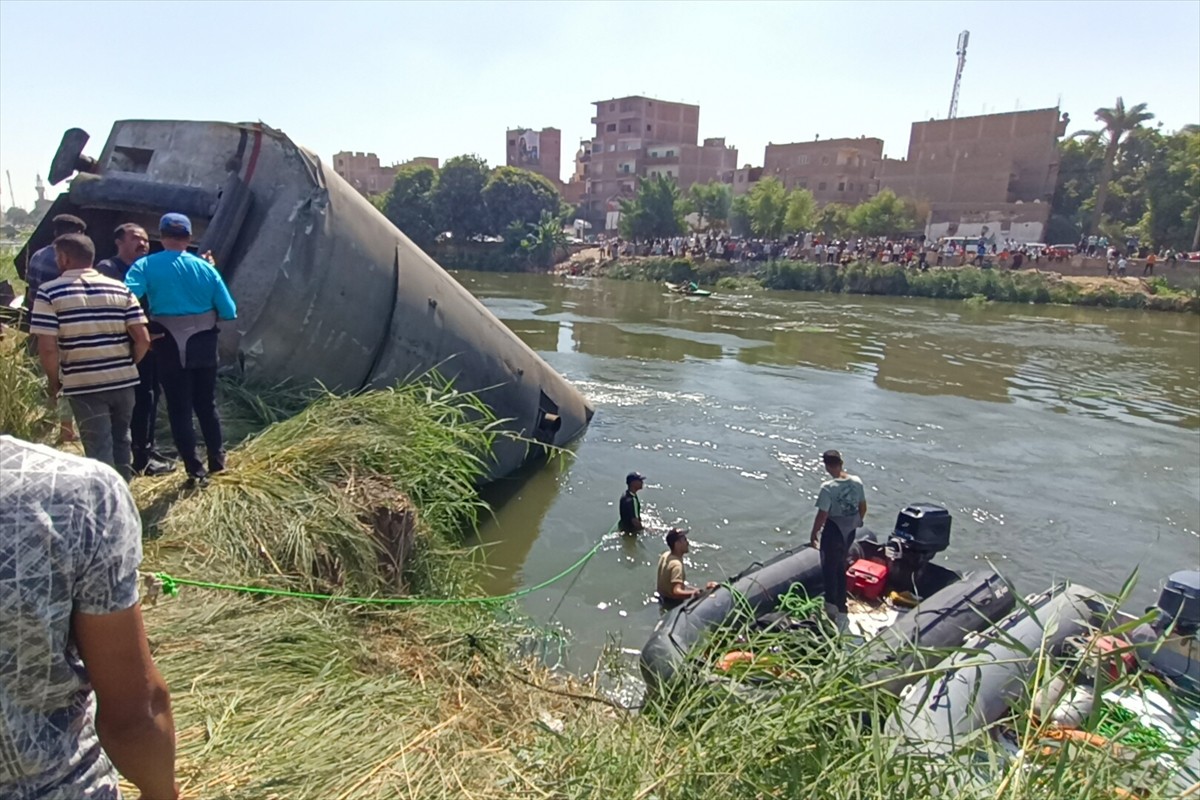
584, 256, 1200, 312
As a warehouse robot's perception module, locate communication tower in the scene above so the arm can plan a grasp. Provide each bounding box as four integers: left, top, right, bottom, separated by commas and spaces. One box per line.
948, 30, 969, 119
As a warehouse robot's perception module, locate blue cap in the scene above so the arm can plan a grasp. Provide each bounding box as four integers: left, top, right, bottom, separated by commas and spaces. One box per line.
626, 471, 645, 484
159, 212, 192, 237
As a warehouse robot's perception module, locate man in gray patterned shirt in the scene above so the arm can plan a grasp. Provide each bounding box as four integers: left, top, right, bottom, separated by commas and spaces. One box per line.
0, 436, 177, 799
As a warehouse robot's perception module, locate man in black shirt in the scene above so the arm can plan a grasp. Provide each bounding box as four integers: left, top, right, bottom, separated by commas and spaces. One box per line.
97, 224, 172, 477
618, 471, 645, 534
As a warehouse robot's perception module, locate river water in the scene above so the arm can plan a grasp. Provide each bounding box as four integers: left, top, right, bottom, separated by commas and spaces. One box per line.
459, 271, 1200, 670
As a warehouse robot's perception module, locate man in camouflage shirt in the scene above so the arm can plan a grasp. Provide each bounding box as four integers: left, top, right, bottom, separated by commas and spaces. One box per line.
0, 436, 177, 799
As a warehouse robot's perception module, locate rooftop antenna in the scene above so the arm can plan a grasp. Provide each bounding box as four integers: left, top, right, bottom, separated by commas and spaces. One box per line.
948, 29, 969, 119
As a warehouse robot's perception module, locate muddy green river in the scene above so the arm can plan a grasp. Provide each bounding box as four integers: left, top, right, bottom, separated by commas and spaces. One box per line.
459, 271, 1200, 669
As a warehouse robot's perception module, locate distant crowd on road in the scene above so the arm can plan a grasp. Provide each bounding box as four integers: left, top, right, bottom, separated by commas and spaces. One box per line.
594, 230, 1189, 278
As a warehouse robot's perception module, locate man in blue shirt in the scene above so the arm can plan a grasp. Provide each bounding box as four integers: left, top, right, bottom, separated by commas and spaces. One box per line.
125, 213, 237, 485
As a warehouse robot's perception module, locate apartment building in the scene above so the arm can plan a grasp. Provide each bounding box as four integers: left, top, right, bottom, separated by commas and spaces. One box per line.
505, 127, 562, 184
879, 107, 1069, 241
579, 95, 737, 228
332, 152, 440, 197
762, 137, 883, 205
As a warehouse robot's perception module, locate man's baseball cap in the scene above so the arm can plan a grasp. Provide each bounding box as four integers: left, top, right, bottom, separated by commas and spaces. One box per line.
822, 449, 842, 464
159, 212, 192, 237
626, 471, 646, 484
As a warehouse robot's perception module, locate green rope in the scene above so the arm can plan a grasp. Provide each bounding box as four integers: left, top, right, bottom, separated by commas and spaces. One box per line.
154, 523, 618, 607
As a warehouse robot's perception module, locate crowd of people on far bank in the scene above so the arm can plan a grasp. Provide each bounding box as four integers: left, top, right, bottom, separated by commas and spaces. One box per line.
594, 230, 1187, 277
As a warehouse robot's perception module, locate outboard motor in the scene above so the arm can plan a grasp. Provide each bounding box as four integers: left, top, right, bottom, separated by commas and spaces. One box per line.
884, 504, 951, 594
1155, 570, 1200, 636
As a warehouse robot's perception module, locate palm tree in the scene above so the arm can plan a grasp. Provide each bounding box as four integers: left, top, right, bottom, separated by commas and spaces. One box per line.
1072, 97, 1155, 236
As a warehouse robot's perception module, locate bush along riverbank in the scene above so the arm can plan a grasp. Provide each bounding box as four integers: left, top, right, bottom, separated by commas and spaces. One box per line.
1, 334, 1192, 799
572, 256, 1200, 312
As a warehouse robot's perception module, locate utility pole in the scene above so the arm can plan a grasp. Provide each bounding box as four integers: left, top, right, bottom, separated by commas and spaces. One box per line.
948, 30, 969, 119
5, 170, 16, 211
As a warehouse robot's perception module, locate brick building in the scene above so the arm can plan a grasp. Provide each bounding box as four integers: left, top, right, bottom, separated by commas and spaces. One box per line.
728, 165, 763, 196
762, 137, 883, 205
505, 127, 562, 184
579, 95, 737, 229
879, 108, 1069, 242
332, 152, 440, 197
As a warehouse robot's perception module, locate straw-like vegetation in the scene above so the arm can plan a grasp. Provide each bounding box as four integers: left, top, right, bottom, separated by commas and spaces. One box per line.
0, 332, 55, 442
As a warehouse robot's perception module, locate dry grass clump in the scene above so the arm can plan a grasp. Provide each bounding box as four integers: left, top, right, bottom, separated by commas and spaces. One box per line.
0, 330, 55, 442
137, 379, 504, 598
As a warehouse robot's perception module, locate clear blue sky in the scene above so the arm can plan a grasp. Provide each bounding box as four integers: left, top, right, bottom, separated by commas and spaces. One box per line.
2, 0, 1198, 209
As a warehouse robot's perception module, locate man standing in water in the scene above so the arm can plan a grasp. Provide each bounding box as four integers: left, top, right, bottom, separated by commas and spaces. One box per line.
656, 528, 718, 607
810, 450, 867, 628
618, 470, 645, 533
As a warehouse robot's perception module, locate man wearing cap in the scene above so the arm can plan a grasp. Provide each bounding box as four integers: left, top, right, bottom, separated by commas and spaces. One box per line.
619, 471, 646, 534
656, 528, 718, 607
810, 450, 868, 626
97, 223, 172, 477
125, 213, 237, 486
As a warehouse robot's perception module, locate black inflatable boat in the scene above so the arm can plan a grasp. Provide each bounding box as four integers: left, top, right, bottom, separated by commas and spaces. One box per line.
890, 570, 1200, 755
639, 503, 1016, 696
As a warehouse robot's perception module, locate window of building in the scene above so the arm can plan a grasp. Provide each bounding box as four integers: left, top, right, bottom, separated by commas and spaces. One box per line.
646, 124, 652, 131
508, 139, 515, 147
606, 123, 616, 132
799, 181, 808, 189
837, 182, 845, 192
818, 182, 827, 191
798, 155, 810, 165
666, 150, 675, 157
608, 144, 616, 152
609, 103, 615, 111
821, 156, 829, 165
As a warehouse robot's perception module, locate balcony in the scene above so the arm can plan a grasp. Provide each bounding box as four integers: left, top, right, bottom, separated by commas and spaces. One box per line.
643, 153, 679, 165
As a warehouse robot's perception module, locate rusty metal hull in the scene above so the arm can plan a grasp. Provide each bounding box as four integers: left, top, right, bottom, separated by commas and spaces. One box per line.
22, 121, 592, 478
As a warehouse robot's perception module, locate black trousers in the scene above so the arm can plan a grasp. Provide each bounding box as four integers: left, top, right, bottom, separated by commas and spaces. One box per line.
820, 519, 852, 613
130, 351, 161, 467
157, 341, 224, 478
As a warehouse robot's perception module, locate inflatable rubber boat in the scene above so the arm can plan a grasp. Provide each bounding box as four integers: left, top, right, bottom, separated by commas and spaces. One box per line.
639, 503, 1016, 696
664, 281, 711, 297
890, 570, 1200, 757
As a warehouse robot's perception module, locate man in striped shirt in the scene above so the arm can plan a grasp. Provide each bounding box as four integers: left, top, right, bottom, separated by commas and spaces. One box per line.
29, 234, 151, 481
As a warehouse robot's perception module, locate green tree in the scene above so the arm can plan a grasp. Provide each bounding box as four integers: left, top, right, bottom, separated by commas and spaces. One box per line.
482, 166, 563, 236
432, 155, 491, 241
4, 206, 31, 227
846, 189, 915, 236
730, 194, 753, 237
746, 177, 789, 238
688, 181, 733, 232
515, 211, 570, 269
1143, 128, 1200, 250
618, 175, 687, 240
783, 188, 817, 234
1073, 97, 1155, 235
380, 164, 439, 249
817, 203, 851, 239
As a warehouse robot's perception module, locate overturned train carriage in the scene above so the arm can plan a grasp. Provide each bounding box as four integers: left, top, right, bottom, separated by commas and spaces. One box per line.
17, 121, 593, 479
